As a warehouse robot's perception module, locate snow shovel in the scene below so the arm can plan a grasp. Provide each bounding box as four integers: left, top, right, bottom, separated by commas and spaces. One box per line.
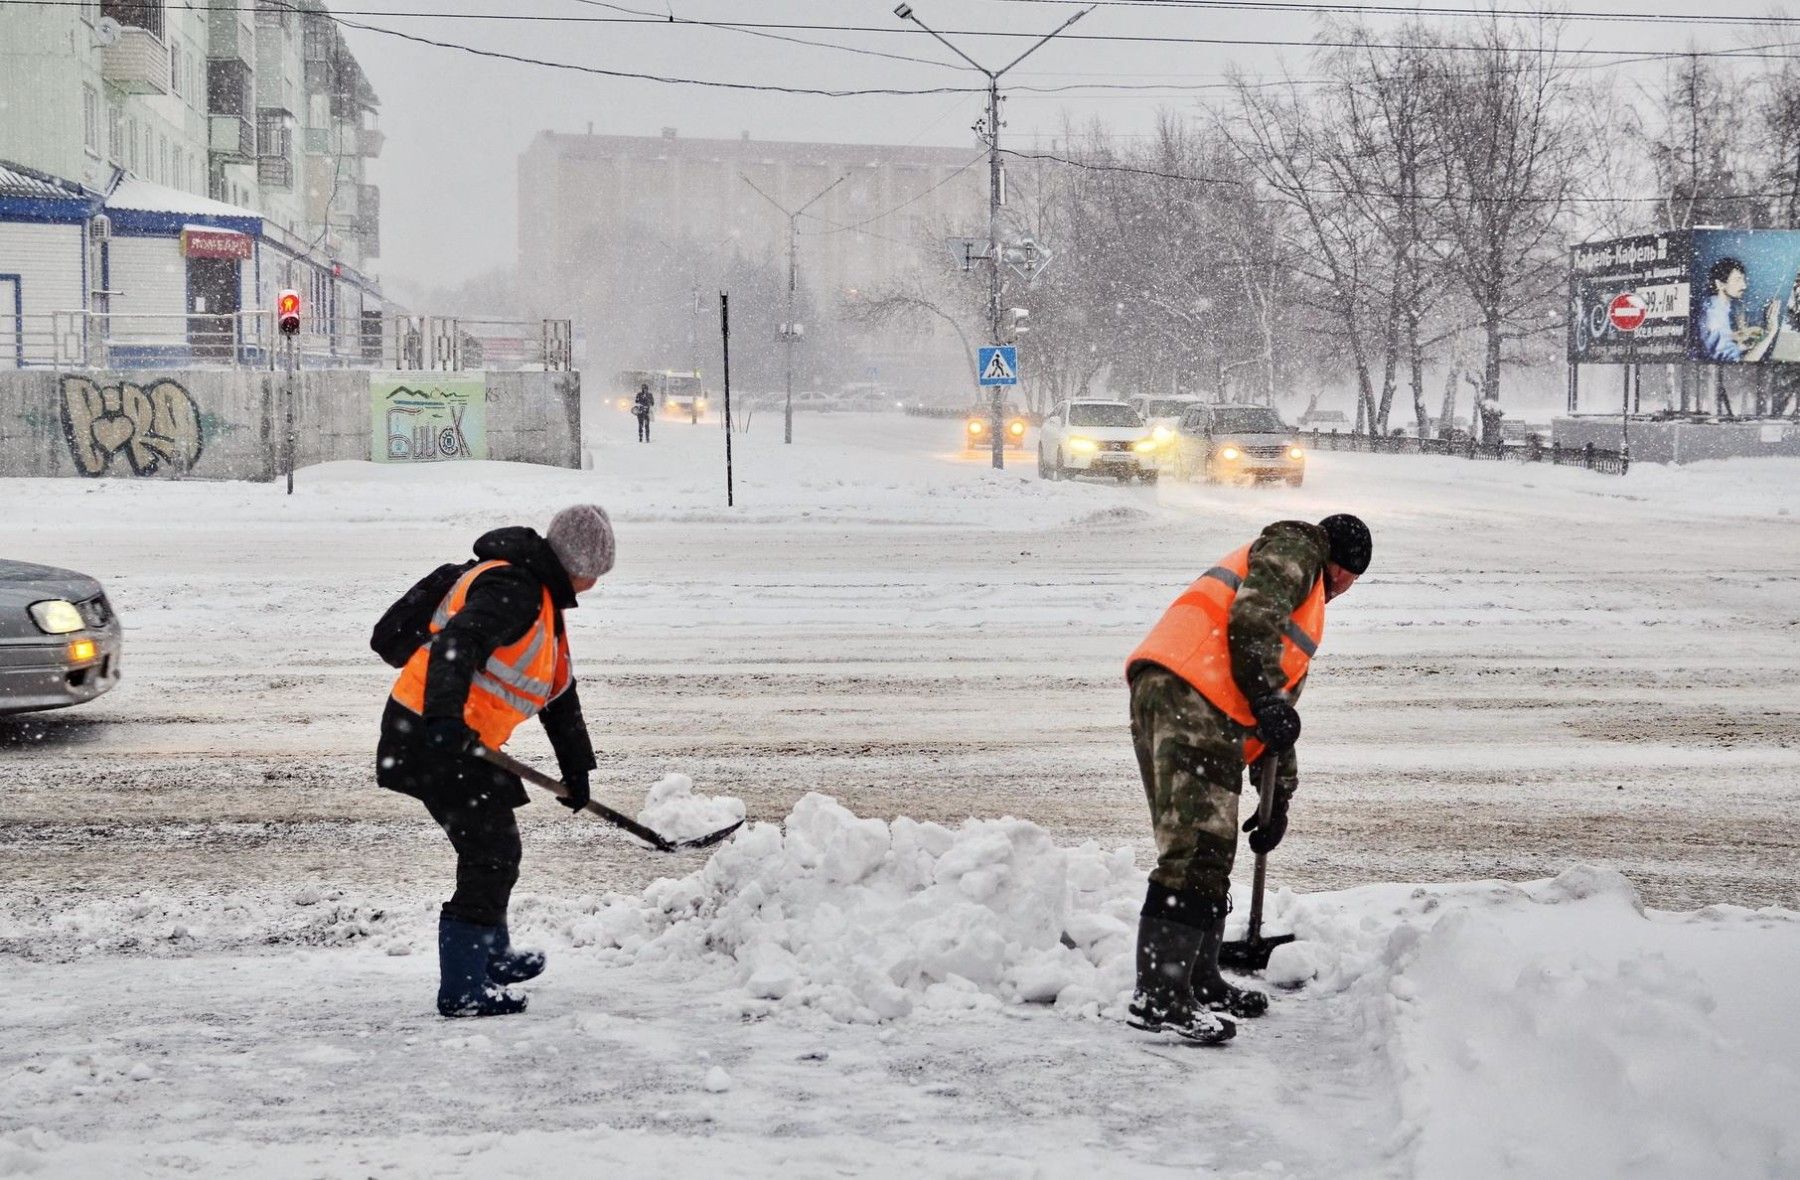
474, 745, 743, 854
1218, 756, 1296, 972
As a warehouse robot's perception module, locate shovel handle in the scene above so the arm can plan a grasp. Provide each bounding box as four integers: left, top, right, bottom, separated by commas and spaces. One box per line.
473, 745, 678, 852
1246, 756, 1279, 942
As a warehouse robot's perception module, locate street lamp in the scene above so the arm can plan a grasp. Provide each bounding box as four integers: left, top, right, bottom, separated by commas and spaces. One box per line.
741, 172, 846, 445
895, 2, 1091, 470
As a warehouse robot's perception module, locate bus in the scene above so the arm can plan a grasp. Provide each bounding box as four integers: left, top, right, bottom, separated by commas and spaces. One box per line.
614, 369, 710, 421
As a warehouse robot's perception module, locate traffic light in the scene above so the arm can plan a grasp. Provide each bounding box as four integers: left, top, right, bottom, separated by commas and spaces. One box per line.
277, 289, 301, 336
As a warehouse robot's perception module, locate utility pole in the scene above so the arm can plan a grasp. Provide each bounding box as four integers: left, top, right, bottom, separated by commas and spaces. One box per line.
895, 2, 1090, 470
741, 172, 846, 445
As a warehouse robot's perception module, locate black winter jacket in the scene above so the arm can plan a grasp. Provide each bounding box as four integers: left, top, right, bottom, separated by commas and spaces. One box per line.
377, 526, 598, 808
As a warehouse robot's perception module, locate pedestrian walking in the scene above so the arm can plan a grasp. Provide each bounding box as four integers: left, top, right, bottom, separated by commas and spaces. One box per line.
375, 505, 615, 1017
1122, 514, 1372, 1044
633, 383, 655, 443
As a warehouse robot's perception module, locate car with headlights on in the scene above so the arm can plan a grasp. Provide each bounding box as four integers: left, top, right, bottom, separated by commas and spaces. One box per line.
1171, 403, 1307, 486
0, 560, 122, 715
965, 403, 1029, 451
1037, 399, 1158, 482
1128, 394, 1208, 468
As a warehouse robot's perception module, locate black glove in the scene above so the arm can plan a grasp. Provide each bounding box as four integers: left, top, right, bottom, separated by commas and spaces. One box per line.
559, 770, 591, 812
423, 716, 477, 757
1251, 695, 1301, 753
1243, 790, 1291, 855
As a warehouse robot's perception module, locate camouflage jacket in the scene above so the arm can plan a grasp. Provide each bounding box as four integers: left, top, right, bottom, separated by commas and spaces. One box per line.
1227, 519, 1330, 705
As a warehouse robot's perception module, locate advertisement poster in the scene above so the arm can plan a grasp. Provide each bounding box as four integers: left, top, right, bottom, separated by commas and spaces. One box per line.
371, 373, 488, 463
1568, 232, 1691, 364
1570, 229, 1800, 364
1685, 229, 1800, 364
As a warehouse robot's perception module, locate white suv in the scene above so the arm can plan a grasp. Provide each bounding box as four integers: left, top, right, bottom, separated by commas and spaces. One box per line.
1038, 400, 1158, 482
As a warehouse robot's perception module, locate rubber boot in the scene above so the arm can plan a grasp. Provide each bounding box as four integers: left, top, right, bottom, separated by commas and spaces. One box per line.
488, 923, 546, 985
1192, 914, 1269, 1019
1126, 915, 1236, 1045
438, 915, 528, 1018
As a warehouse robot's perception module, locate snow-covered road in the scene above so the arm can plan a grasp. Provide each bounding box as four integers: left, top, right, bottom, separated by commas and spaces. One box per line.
3, 409, 1798, 1176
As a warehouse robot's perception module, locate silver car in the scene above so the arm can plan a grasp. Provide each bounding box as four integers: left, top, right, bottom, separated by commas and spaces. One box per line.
0, 559, 123, 715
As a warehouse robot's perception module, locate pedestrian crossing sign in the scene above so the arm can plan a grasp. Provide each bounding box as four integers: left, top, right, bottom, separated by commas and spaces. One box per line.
978, 345, 1019, 386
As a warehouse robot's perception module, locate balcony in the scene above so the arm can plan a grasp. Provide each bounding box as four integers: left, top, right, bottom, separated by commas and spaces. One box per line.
258, 156, 293, 189
207, 9, 254, 66
209, 115, 255, 162
101, 27, 170, 95
357, 128, 385, 158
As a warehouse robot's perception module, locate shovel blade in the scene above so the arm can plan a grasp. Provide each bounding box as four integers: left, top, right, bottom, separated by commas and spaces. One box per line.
674, 819, 745, 852
1217, 932, 1295, 973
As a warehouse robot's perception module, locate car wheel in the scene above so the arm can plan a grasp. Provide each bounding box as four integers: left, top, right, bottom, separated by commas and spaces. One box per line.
1287, 474, 1304, 488
1055, 450, 1067, 480
1037, 446, 1050, 479
1140, 470, 1159, 485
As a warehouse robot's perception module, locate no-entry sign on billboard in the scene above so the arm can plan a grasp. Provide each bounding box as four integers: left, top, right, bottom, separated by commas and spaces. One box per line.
1608, 292, 1647, 333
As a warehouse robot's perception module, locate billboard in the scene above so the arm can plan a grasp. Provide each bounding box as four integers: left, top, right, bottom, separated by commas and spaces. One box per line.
1570, 229, 1800, 364
371, 373, 488, 463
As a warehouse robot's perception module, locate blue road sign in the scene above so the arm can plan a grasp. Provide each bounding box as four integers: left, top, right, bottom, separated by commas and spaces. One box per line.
978, 346, 1019, 386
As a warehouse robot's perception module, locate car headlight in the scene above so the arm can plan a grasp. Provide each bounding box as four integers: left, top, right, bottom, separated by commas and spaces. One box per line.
1008, 420, 1026, 436
968, 419, 985, 435
1132, 438, 1158, 453
1152, 425, 1174, 443
696, 400, 708, 410
1219, 446, 1242, 462
1068, 437, 1098, 453
1288, 446, 1305, 460
30, 600, 85, 634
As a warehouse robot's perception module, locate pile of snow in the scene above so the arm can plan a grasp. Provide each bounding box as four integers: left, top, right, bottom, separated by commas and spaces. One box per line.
637, 774, 746, 844
1262, 867, 1800, 1177
566, 793, 1142, 1021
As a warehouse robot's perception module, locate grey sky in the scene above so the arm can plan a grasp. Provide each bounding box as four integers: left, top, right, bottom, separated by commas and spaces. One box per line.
338, 0, 1784, 294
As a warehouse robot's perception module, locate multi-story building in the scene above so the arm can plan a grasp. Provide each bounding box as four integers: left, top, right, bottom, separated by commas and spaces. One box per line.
0, 0, 382, 366
517, 127, 986, 392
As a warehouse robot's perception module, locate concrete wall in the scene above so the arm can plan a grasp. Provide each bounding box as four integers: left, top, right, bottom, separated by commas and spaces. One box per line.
0, 368, 581, 481
1554, 416, 1800, 464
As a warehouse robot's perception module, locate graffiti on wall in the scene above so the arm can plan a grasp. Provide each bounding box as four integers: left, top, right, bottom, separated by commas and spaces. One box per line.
371, 373, 488, 463
59, 375, 205, 477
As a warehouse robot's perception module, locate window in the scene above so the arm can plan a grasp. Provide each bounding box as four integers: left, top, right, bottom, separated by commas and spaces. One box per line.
82, 85, 99, 153
169, 40, 181, 99
158, 133, 168, 185
126, 118, 139, 171
102, 0, 163, 38
107, 103, 123, 162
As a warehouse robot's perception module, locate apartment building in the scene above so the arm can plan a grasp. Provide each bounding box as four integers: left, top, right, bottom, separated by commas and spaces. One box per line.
0, 0, 382, 366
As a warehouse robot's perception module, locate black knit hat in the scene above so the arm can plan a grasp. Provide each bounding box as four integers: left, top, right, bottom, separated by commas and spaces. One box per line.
1319, 513, 1372, 575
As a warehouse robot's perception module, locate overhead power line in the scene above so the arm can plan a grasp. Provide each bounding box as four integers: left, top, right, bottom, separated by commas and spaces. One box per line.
1001, 147, 1800, 206
800, 151, 989, 238
4, 0, 1800, 60
976, 0, 1800, 29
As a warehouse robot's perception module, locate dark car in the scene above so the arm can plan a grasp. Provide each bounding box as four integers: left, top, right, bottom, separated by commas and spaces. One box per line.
0, 559, 123, 715
1171, 404, 1307, 487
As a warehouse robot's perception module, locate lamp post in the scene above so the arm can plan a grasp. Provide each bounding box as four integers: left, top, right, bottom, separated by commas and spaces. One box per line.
894, 2, 1091, 469
741, 172, 846, 445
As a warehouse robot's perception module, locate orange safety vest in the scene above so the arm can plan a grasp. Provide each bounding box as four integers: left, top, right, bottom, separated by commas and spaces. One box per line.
1126, 542, 1325, 764
391, 560, 573, 750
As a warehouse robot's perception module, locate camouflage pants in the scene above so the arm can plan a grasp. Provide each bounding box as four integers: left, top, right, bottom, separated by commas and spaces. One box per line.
1130, 667, 1258, 903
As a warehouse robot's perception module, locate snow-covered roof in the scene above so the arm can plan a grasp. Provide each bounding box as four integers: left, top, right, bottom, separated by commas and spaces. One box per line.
105, 175, 262, 237
0, 160, 89, 201
106, 176, 259, 219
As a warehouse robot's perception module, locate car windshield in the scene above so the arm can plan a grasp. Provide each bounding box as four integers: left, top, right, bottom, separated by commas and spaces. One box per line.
1144, 399, 1194, 418
1213, 407, 1287, 433
1070, 403, 1143, 427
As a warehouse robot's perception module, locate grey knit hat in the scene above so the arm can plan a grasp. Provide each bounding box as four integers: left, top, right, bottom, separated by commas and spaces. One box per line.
546, 504, 615, 581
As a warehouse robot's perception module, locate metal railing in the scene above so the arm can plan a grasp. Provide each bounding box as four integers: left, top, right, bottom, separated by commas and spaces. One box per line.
1300, 429, 1629, 475
0, 311, 574, 372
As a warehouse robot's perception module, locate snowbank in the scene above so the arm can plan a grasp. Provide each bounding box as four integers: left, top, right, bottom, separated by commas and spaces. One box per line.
636, 773, 746, 843
565, 793, 1142, 1021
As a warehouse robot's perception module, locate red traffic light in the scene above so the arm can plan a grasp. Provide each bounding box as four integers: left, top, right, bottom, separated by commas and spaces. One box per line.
277, 289, 301, 335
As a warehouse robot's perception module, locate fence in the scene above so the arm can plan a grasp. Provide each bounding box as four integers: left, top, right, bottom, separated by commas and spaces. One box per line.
1301, 429, 1629, 475
0, 311, 574, 373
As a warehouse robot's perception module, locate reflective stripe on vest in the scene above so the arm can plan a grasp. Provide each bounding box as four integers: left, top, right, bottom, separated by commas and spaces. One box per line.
1126, 542, 1326, 764
391, 559, 563, 750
